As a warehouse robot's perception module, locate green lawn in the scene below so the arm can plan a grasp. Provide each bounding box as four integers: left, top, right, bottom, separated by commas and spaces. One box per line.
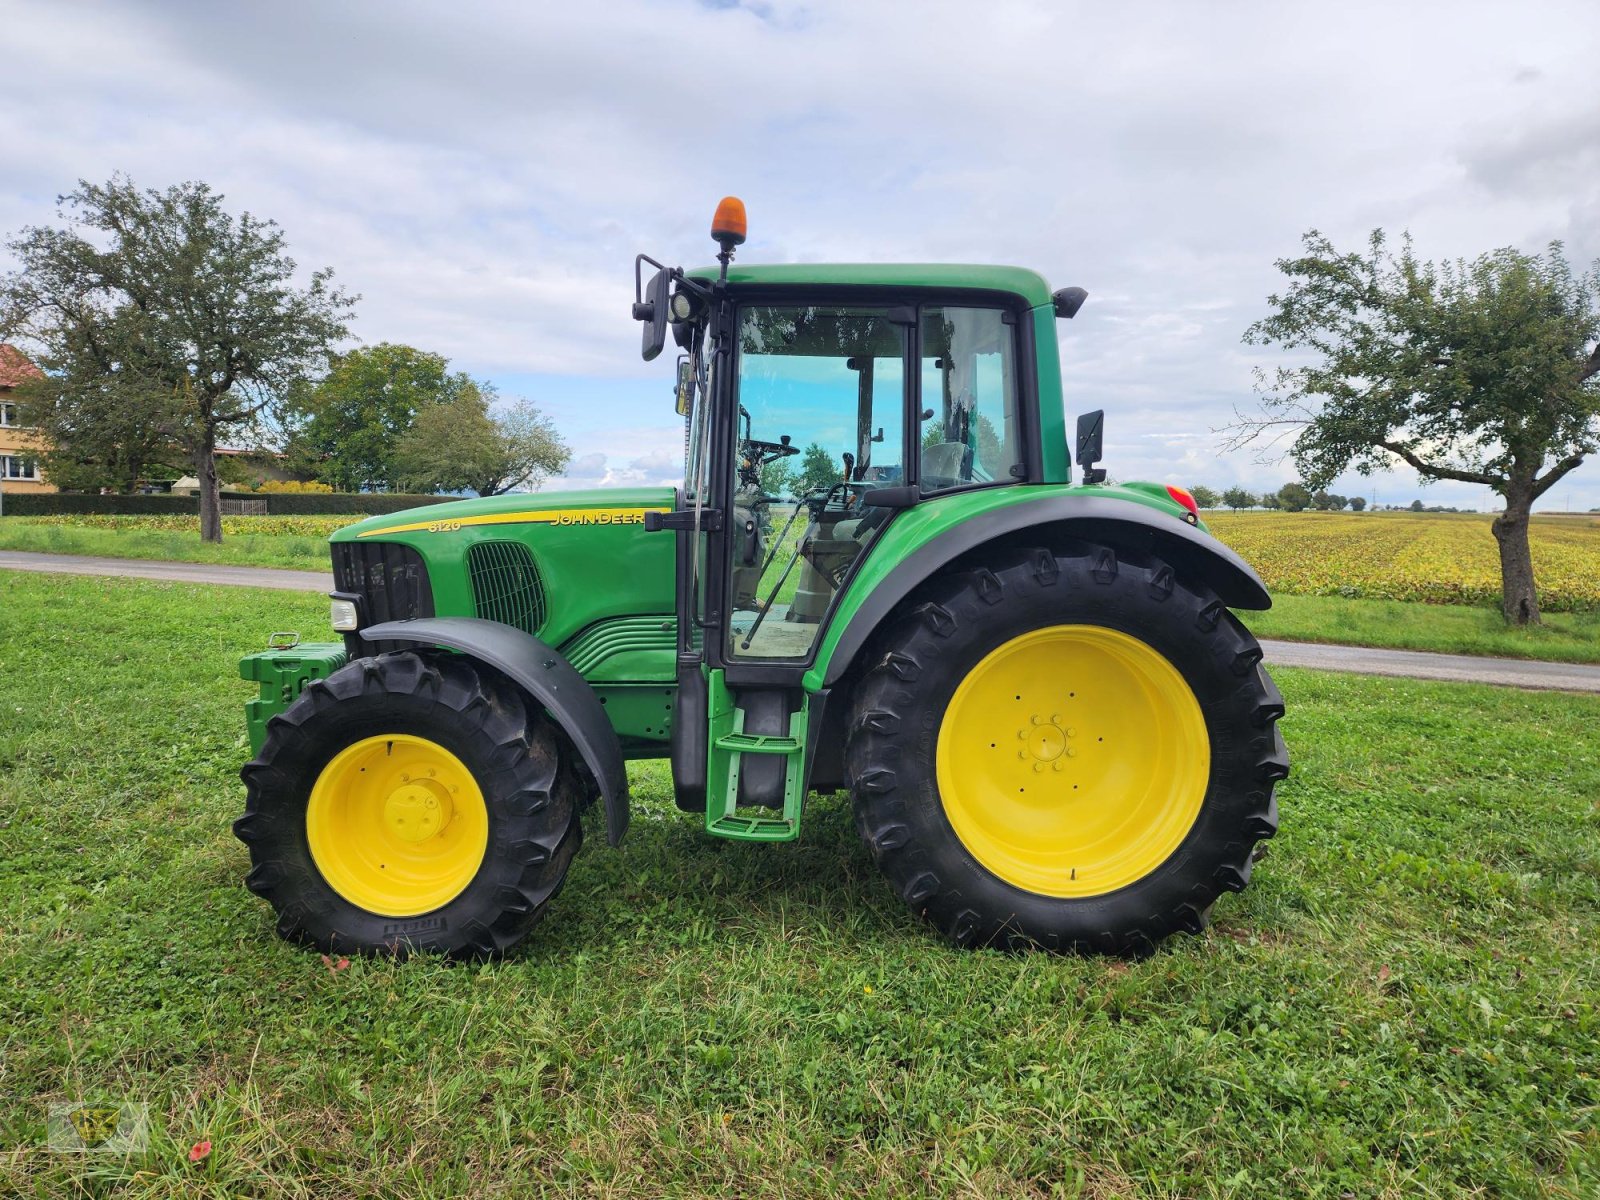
2, 572, 1596, 1198
1243, 593, 1600, 664
0, 518, 330, 569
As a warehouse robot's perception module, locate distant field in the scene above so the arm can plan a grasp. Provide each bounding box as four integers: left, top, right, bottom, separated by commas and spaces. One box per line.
1207, 511, 1600, 612
0, 514, 342, 569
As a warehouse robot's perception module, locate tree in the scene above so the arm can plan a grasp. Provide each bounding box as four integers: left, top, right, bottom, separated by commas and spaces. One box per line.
12, 325, 185, 492
480, 397, 569, 496
1277, 482, 1313, 512
1259, 490, 1282, 510
1312, 490, 1348, 511
759, 458, 796, 498
288, 344, 470, 491
1349, 496, 1367, 512
1230, 230, 1600, 624
798, 442, 842, 494
1222, 486, 1256, 512
1189, 484, 1221, 510
0, 177, 353, 540
393, 388, 569, 496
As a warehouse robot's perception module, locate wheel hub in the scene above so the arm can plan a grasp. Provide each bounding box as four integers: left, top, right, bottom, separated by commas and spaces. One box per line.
382, 781, 454, 843
1019, 714, 1072, 771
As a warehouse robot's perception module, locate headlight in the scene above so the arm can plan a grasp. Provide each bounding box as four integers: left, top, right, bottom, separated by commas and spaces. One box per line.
330, 598, 360, 632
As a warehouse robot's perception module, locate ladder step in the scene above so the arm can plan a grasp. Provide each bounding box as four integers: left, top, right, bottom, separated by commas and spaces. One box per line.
707, 813, 797, 841
713, 732, 801, 754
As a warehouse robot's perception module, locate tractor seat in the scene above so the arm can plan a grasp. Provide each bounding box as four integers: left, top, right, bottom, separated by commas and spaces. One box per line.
921, 441, 972, 490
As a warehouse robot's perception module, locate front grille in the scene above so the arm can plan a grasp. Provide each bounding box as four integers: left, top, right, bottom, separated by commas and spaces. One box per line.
331, 541, 434, 654
467, 540, 547, 635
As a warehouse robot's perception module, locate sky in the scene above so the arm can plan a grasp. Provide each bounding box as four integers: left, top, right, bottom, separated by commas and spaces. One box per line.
1, 0, 1597, 509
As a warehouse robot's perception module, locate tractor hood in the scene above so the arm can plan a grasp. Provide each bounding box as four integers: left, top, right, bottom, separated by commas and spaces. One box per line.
330, 487, 677, 542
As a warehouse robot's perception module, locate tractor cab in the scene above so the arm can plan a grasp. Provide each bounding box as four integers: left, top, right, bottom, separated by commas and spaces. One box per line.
632, 198, 1078, 837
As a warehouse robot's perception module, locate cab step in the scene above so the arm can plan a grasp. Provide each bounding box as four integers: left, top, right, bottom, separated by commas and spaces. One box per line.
705, 673, 809, 842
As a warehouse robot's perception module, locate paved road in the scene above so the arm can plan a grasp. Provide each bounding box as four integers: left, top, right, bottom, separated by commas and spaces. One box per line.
1258, 639, 1600, 693
5, 550, 1599, 694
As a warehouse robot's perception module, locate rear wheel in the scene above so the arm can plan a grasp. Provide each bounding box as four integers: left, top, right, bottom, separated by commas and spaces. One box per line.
235, 652, 582, 958
847, 543, 1286, 953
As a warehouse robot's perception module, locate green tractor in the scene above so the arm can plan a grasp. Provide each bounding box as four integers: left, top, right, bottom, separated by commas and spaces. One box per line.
235, 198, 1286, 958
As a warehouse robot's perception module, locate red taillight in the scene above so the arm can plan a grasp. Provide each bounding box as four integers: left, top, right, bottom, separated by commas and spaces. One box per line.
1165, 485, 1199, 516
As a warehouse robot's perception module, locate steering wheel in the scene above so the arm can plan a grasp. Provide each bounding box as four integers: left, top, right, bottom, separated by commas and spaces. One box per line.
743, 437, 799, 462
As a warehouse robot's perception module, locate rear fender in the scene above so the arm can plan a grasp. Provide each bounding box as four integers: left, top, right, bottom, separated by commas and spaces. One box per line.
811, 492, 1270, 688
361, 617, 630, 845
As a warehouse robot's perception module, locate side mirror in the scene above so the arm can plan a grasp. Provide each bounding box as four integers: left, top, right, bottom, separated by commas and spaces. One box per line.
1075, 409, 1107, 485
674, 357, 693, 416
1053, 286, 1088, 319
634, 267, 670, 362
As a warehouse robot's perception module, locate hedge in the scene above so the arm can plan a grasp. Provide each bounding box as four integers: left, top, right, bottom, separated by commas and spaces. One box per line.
0, 491, 454, 517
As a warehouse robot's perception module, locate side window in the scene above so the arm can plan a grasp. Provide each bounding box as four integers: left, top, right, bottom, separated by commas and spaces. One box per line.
729, 305, 906, 659
919, 307, 1021, 491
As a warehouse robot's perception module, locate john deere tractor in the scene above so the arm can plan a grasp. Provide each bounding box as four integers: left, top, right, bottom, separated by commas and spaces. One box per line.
235, 198, 1286, 958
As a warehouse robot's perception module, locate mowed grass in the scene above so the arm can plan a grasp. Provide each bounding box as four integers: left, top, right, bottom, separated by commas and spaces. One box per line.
0, 515, 339, 569
1206, 510, 1600, 613
2, 573, 1597, 1198
1242, 594, 1600, 664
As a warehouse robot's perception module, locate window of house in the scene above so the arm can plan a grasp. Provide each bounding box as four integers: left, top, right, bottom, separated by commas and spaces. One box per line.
918, 307, 1022, 491
2, 455, 39, 480
0, 402, 16, 427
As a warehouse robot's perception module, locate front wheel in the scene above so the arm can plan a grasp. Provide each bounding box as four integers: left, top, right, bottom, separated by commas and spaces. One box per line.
235, 652, 582, 958
847, 543, 1287, 954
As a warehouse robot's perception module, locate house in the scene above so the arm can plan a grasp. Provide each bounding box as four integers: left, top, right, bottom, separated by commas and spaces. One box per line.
0, 344, 52, 494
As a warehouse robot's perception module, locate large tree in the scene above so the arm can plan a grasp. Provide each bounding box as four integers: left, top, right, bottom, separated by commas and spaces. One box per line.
1230, 230, 1599, 624
393, 388, 569, 497
0, 178, 354, 540
287, 343, 471, 491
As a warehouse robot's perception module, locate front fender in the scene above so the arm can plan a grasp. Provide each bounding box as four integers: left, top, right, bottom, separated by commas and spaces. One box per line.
810, 490, 1270, 688
361, 617, 629, 845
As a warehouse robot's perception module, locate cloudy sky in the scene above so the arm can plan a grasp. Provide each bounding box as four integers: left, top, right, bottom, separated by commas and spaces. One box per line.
3, 0, 1597, 508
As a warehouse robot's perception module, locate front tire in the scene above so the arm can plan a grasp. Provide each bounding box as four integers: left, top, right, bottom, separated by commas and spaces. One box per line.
847, 543, 1286, 954
235, 652, 582, 958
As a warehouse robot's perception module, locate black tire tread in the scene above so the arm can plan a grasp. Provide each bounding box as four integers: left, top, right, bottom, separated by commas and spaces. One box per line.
235, 651, 582, 959
846, 542, 1286, 955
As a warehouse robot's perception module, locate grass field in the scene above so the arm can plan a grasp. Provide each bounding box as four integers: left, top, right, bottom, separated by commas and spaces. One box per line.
1206, 511, 1600, 613
0, 515, 340, 569
2, 571, 1597, 1198
1244, 594, 1600, 664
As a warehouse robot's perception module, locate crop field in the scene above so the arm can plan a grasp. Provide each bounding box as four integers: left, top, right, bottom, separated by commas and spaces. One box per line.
1206, 511, 1600, 612
2, 571, 1597, 1198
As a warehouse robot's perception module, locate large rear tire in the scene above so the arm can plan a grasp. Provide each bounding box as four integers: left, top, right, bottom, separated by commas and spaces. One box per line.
235, 652, 582, 958
847, 542, 1286, 954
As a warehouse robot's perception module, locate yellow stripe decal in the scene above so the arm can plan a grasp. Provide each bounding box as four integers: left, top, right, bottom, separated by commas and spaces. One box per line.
356, 507, 670, 538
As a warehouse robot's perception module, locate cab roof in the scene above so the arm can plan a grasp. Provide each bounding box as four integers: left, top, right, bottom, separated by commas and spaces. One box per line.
687, 262, 1055, 308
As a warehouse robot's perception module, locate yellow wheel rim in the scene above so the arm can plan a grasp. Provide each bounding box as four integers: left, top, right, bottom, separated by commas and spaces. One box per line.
935, 625, 1209, 898
306, 734, 489, 917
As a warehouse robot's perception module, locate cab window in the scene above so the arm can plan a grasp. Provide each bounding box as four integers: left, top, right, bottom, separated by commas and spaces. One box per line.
918, 307, 1021, 491
728, 305, 906, 659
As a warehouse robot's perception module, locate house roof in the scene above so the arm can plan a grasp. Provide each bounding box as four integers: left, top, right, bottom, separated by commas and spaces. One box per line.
0, 344, 43, 389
